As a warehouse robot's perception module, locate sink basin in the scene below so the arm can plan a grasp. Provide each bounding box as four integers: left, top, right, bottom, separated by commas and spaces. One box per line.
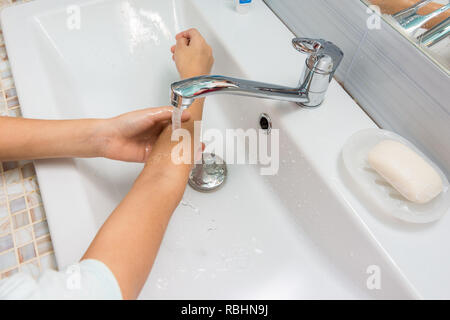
3, 0, 449, 299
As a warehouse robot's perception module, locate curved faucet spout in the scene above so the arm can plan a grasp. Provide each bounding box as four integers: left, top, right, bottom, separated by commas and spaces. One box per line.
170, 37, 343, 109
170, 75, 308, 108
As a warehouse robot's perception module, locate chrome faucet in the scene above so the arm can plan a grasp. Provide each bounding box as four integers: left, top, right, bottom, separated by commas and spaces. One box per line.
418, 17, 450, 47
394, 2, 450, 35
393, 0, 432, 22
170, 38, 343, 109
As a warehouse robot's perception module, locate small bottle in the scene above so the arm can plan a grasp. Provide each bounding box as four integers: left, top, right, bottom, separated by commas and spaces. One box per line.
236, 0, 252, 14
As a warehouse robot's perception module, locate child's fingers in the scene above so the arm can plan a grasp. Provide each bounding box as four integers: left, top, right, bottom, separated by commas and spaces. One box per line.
180, 109, 191, 122
134, 106, 191, 125
176, 28, 202, 45
181, 28, 202, 44
175, 36, 189, 49
152, 107, 191, 124
175, 30, 189, 40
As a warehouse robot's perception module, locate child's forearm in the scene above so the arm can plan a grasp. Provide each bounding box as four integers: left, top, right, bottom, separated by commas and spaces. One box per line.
0, 117, 102, 161
82, 99, 204, 299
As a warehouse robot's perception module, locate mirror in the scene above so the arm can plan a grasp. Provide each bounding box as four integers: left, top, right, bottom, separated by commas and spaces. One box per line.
362, 0, 450, 72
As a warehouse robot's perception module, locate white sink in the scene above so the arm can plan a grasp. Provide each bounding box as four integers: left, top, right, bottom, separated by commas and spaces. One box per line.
3, 0, 450, 299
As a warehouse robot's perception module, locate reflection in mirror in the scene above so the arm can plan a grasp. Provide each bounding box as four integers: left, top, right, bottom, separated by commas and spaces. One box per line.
363, 0, 450, 72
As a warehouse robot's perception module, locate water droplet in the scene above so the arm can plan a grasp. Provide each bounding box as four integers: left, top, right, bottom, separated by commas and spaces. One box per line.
156, 277, 169, 289
254, 248, 264, 254
180, 198, 200, 213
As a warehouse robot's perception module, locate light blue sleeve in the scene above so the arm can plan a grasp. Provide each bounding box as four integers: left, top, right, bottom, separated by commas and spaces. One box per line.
0, 259, 122, 300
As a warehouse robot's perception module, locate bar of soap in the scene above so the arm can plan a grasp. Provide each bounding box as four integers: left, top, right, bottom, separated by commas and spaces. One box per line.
368, 140, 443, 204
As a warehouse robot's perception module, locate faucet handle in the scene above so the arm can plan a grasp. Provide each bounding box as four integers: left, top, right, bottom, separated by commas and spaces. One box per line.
292, 38, 344, 78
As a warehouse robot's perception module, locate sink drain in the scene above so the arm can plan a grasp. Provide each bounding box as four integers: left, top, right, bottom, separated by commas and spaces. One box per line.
259, 113, 272, 133
189, 153, 227, 192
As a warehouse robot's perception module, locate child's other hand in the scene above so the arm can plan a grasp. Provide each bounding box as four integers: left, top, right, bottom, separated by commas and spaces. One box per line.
170, 28, 214, 79
96, 107, 190, 163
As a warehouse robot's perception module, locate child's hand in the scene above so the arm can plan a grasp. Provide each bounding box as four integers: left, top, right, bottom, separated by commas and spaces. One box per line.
170, 28, 214, 79
96, 107, 190, 162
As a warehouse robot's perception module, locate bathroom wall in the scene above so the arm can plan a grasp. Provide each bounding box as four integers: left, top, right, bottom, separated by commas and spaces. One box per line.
264, 0, 450, 177
0, 0, 57, 280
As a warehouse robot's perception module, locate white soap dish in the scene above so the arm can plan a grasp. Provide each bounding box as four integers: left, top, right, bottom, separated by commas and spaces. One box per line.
342, 128, 450, 223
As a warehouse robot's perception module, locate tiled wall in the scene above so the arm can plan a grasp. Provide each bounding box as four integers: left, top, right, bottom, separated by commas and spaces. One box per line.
0, 0, 57, 281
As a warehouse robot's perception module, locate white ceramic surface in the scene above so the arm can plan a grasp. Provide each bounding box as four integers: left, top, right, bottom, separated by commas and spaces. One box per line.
342, 128, 450, 224
2, 0, 449, 299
